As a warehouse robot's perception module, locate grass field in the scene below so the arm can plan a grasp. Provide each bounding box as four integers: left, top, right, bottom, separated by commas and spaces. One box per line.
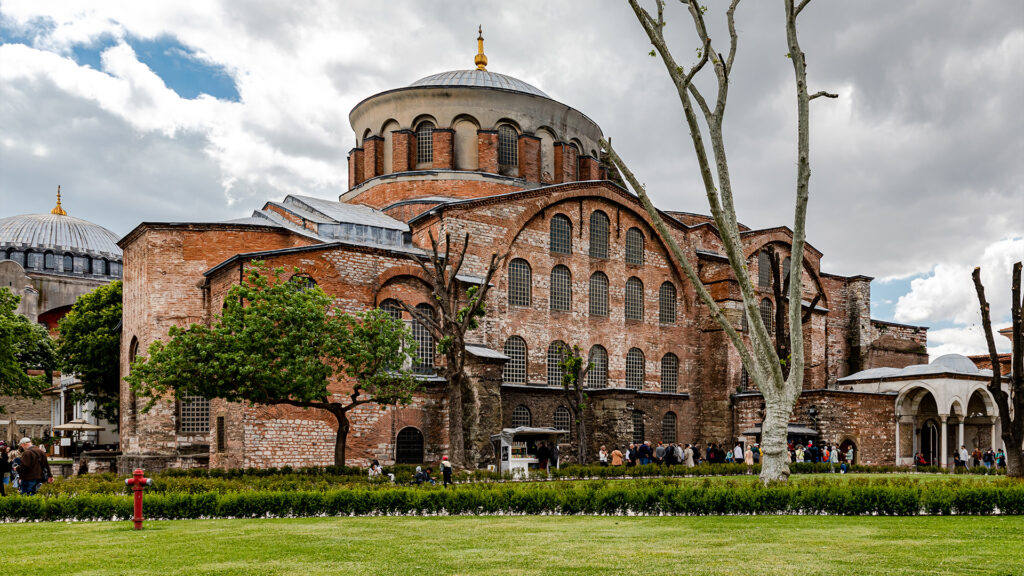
1, 515, 1021, 575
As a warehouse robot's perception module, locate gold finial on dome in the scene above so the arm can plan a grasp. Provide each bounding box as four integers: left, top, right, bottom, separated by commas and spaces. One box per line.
51, 185, 68, 216
474, 25, 488, 71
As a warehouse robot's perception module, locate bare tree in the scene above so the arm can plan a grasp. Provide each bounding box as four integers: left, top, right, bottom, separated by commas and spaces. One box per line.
400, 232, 508, 469
558, 344, 593, 465
602, 0, 836, 482
766, 247, 821, 379
972, 262, 1023, 478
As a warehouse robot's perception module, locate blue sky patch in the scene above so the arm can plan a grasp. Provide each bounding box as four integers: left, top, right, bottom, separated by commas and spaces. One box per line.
870, 276, 916, 322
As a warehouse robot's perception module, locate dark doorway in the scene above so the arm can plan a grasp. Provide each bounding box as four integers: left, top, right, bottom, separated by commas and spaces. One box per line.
921, 420, 938, 465
838, 439, 857, 464
395, 427, 424, 464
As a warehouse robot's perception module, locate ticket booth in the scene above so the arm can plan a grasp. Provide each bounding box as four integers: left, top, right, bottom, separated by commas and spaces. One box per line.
491, 427, 567, 477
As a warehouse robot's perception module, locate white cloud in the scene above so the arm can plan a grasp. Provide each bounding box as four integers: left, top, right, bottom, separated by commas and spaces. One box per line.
926, 324, 1013, 358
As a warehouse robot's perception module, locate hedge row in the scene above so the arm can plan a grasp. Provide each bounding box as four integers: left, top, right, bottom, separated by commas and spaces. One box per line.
7, 478, 1024, 521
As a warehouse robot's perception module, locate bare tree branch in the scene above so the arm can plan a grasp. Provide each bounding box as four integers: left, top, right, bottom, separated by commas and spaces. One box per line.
810, 91, 838, 100
795, 0, 812, 18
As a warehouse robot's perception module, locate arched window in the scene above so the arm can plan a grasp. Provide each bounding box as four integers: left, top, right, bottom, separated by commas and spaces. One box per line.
782, 256, 792, 285
550, 265, 571, 311
416, 121, 434, 165
503, 336, 527, 384
589, 272, 609, 316
625, 277, 644, 321
758, 251, 771, 289
659, 282, 676, 324
379, 299, 403, 320
547, 341, 568, 386
508, 259, 531, 307
511, 405, 532, 427
760, 298, 774, 332
589, 211, 610, 258
550, 214, 572, 254
740, 365, 750, 390
7, 250, 24, 267
26, 251, 42, 270
632, 410, 645, 444
44, 251, 56, 270
586, 345, 608, 389
413, 304, 435, 373
498, 124, 518, 166
289, 274, 317, 292
661, 353, 678, 394
662, 412, 677, 443
396, 427, 424, 464
625, 228, 644, 265
63, 254, 73, 272
91, 258, 106, 275
626, 348, 645, 390
741, 309, 749, 332
553, 406, 571, 438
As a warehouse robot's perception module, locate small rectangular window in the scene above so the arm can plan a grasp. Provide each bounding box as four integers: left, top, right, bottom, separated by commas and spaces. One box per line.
216, 416, 226, 452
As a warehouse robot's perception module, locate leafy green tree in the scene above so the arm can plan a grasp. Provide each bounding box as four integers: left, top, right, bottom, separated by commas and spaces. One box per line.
0, 287, 56, 412
127, 263, 420, 466
557, 344, 592, 465
57, 280, 122, 428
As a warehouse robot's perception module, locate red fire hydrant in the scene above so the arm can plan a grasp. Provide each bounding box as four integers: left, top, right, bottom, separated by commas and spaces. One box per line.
124, 469, 154, 530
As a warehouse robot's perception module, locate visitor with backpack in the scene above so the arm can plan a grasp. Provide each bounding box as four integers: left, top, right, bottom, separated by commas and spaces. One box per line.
15, 438, 51, 496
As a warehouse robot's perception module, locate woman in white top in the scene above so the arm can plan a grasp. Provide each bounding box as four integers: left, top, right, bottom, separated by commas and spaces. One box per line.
598, 446, 609, 466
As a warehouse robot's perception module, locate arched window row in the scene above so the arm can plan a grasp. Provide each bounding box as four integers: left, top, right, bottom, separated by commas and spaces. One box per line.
412, 303, 435, 374
415, 121, 434, 165
3, 249, 120, 277
511, 404, 532, 427
550, 265, 571, 311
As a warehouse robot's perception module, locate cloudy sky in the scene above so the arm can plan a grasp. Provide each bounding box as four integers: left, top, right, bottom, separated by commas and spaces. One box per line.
1, 1, 1021, 356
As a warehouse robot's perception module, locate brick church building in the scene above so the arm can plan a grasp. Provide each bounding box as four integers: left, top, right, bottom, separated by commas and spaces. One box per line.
118, 35, 935, 472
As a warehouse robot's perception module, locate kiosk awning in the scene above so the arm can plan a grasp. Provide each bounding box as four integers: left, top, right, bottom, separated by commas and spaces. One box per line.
491, 427, 568, 445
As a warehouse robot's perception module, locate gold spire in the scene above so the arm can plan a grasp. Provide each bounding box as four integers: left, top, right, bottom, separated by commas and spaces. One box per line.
50, 185, 67, 216
474, 25, 488, 71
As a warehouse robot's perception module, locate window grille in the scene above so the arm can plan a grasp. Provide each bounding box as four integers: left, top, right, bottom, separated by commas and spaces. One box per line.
625, 277, 644, 321
550, 265, 571, 311
760, 298, 774, 332
586, 345, 608, 389
662, 412, 677, 443
396, 427, 424, 464
379, 299, 403, 320
740, 366, 749, 390
589, 272, 608, 316
27, 251, 42, 269
92, 258, 106, 275
550, 214, 572, 254
178, 395, 210, 434
413, 304, 435, 374
782, 256, 792, 285
508, 259, 531, 307
659, 282, 677, 324
553, 406, 571, 439
216, 416, 226, 452
44, 252, 55, 270
498, 125, 518, 166
589, 211, 609, 258
632, 410, 645, 444
511, 405, 532, 427
416, 122, 434, 165
63, 254, 72, 272
742, 309, 749, 331
547, 341, 567, 386
625, 228, 644, 265
661, 353, 678, 393
7, 251, 24, 267
626, 348, 645, 390
758, 251, 771, 289
503, 336, 527, 384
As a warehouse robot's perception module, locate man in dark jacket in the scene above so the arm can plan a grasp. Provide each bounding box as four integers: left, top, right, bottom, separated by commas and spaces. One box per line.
16, 438, 51, 495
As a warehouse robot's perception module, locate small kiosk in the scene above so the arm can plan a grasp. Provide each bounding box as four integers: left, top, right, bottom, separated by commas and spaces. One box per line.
491, 426, 567, 477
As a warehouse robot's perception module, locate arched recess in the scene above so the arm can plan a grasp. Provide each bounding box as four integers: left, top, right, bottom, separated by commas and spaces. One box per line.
395, 427, 424, 464
361, 128, 372, 146
744, 239, 828, 307
381, 119, 400, 174
537, 127, 557, 183
452, 115, 480, 170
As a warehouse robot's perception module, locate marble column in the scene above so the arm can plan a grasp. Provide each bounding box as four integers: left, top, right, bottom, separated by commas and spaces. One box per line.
940, 415, 949, 468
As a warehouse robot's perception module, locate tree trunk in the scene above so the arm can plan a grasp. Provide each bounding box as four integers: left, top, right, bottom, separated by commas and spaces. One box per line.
759, 398, 796, 483
446, 371, 467, 469
576, 415, 588, 465
1004, 431, 1023, 478
333, 410, 350, 467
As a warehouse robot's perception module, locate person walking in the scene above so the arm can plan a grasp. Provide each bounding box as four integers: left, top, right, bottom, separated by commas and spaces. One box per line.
536, 441, 551, 472
610, 447, 624, 466
983, 448, 994, 470
15, 438, 51, 496
958, 445, 970, 471
683, 444, 695, 468
733, 443, 743, 464
440, 455, 453, 488
743, 444, 754, 475
828, 444, 839, 473
550, 443, 560, 471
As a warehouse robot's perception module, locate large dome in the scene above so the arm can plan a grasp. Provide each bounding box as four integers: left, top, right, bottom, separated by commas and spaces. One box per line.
410, 69, 549, 98
0, 213, 122, 258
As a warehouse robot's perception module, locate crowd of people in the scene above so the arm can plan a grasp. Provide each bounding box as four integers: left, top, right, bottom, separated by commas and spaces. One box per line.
915, 445, 1008, 471
596, 441, 760, 473
0, 438, 54, 496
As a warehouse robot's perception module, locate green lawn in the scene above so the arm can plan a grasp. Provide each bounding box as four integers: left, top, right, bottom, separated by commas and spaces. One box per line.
1, 515, 1021, 575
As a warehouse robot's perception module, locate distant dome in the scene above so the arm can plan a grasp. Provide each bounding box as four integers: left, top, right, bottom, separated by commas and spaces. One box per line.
410, 70, 549, 98
0, 213, 122, 258
930, 354, 980, 375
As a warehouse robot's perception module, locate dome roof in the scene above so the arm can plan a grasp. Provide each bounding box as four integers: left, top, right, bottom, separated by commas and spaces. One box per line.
839, 353, 992, 382
0, 213, 122, 258
410, 69, 549, 98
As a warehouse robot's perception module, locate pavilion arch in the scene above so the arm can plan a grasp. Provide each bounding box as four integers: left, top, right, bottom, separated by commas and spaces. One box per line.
966, 386, 997, 417
896, 383, 944, 417
948, 398, 965, 419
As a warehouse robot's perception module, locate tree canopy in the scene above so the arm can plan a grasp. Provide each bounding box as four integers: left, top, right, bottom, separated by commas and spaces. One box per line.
57, 280, 122, 427
0, 287, 56, 412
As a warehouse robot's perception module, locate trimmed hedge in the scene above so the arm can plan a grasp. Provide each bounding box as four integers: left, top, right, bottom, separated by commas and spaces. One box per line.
5, 477, 1023, 521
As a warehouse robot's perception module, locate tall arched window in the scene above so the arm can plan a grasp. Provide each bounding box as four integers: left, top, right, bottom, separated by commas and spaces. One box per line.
550, 214, 572, 254
44, 251, 56, 270
662, 412, 677, 443
396, 427, 424, 464
503, 336, 527, 384
379, 299, 403, 320
547, 341, 568, 386
511, 405, 532, 427
416, 121, 434, 165
589, 272, 609, 316
508, 259, 531, 307
625, 277, 644, 321
659, 282, 676, 324
498, 124, 518, 166
550, 265, 572, 311
413, 304, 435, 373
626, 348, 645, 390
759, 298, 774, 332
625, 228, 644, 265
63, 254, 73, 272
589, 211, 610, 258
632, 410, 645, 444
758, 251, 771, 289
586, 345, 608, 389
782, 256, 792, 285
553, 406, 571, 439
661, 353, 678, 394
